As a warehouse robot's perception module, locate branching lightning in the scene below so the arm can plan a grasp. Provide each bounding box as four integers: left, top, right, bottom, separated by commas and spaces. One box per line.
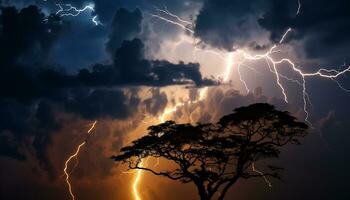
55, 3, 102, 26
235, 33, 350, 125
63, 120, 97, 200
129, 3, 350, 199
155, 6, 192, 25
151, 7, 194, 33
232, 1, 350, 125
152, 3, 350, 125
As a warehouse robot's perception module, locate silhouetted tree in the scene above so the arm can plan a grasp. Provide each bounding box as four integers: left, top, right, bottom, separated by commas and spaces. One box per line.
112, 103, 308, 200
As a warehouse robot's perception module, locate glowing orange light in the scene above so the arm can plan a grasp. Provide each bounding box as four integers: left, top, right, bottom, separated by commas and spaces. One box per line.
131, 2, 350, 199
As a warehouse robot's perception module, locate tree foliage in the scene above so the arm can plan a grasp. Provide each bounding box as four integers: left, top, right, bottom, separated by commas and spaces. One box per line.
112, 103, 308, 200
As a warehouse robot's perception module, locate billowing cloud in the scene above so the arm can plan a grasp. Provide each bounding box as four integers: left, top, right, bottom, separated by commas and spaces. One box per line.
1, 1, 350, 200
0, 4, 214, 174
259, 0, 350, 61
0, 5, 63, 65
0, 99, 61, 177
65, 89, 140, 119
79, 38, 216, 86
194, 0, 269, 51
106, 8, 142, 55
193, 0, 350, 63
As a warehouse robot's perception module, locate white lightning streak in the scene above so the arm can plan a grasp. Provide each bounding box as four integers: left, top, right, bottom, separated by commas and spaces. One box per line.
151, 7, 194, 33
236, 34, 350, 125
279, 28, 292, 44
92, 15, 102, 26
155, 7, 192, 25
151, 14, 194, 33
159, 102, 185, 123
55, 3, 102, 26
297, 0, 301, 16
131, 3, 350, 199
224, 52, 234, 82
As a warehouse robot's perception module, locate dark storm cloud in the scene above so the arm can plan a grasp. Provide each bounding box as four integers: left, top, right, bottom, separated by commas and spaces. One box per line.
0, 100, 30, 161
194, 0, 267, 51
0, 5, 214, 97
80, 38, 216, 86
0, 5, 63, 65
106, 8, 142, 55
65, 89, 140, 119
4, 0, 118, 70
0, 6, 64, 166
0, 99, 60, 176
0, 4, 214, 171
193, 0, 350, 61
1, 2, 349, 200
318, 110, 350, 152
31, 101, 61, 176
0, 5, 120, 169
258, 0, 350, 60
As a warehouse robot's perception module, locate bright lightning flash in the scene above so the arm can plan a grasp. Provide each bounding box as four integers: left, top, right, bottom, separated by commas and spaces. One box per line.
132, 160, 144, 200
63, 120, 97, 200
150, 5, 350, 126
151, 7, 194, 33
55, 3, 102, 26
129, 3, 350, 199
235, 30, 350, 125
132, 85, 210, 200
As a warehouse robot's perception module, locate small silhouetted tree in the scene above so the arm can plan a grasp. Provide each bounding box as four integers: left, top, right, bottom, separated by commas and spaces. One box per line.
112, 103, 308, 200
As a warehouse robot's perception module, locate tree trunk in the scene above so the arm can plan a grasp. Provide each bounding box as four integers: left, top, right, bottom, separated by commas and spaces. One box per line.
217, 176, 239, 200
199, 192, 209, 200
196, 184, 211, 200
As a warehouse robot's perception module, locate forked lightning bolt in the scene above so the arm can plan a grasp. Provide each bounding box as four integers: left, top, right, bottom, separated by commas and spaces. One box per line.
63, 120, 97, 200
235, 31, 350, 125
149, 5, 350, 126
130, 3, 350, 199
55, 3, 102, 26
155, 6, 192, 25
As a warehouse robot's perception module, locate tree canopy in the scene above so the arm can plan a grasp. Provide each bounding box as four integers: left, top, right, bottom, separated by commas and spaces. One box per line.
112, 103, 308, 200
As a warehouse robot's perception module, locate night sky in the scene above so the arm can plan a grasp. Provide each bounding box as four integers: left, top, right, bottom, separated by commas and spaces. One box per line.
1, 0, 350, 199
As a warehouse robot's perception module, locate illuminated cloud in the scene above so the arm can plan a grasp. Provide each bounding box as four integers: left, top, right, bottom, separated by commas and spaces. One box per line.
1, 1, 350, 200
0, 5, 214, 173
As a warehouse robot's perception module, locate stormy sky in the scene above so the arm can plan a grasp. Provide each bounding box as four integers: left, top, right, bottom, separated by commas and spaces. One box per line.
0, 0, 350, 200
